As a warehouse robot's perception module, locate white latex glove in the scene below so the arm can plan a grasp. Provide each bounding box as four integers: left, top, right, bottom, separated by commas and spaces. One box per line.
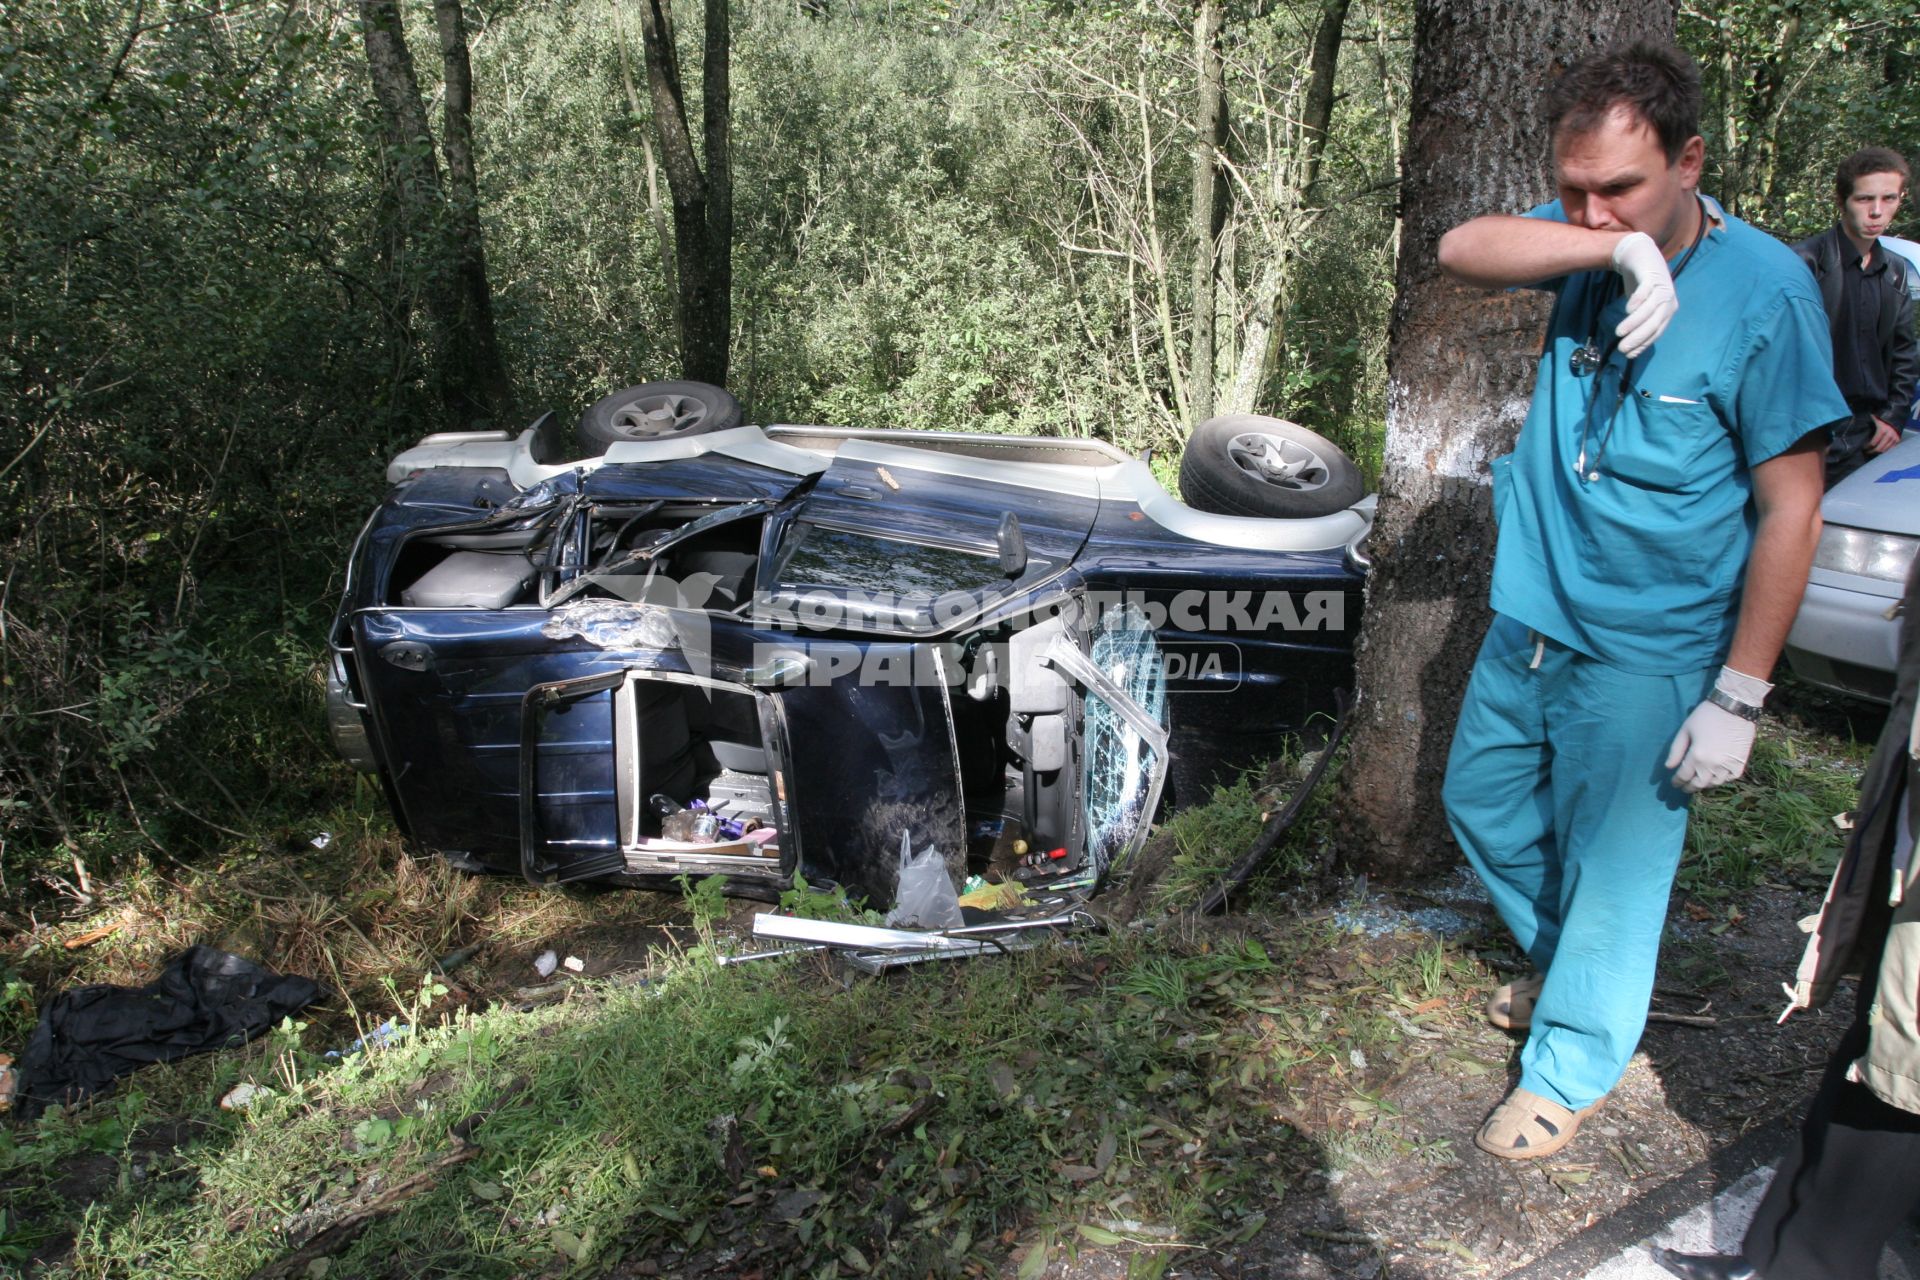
1611, 231, 1679, 359
1665, 667, 1771, 794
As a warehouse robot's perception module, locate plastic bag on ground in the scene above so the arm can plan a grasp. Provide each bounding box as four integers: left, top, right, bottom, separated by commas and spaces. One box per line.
884, 829, 964, 930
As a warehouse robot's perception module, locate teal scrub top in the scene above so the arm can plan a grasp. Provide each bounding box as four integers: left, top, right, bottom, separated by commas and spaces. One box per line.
1488, 196, 1849, 675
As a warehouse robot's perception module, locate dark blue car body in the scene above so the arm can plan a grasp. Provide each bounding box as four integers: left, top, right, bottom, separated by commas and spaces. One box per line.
326, 419, 1371, 905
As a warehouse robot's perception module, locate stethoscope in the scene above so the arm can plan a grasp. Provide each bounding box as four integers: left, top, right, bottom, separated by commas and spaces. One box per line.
1570, 196, 1709, 483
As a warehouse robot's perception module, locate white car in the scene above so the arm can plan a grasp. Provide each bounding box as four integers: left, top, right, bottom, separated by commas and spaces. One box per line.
1784, 430, 1920, 703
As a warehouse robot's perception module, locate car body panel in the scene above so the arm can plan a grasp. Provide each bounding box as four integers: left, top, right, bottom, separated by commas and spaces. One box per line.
331, 421, 1370, 903
1785, 432, 1920, 703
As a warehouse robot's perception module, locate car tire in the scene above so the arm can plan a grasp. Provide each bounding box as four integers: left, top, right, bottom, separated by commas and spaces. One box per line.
1178, 414, 1363, 518
578, 381, 743, 453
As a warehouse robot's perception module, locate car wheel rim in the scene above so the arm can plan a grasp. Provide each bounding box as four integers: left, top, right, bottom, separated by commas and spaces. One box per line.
609, 393, 711, 438
1225, 431, 1332, 492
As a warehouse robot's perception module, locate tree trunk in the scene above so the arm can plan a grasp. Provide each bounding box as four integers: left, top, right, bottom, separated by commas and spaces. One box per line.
637, 0, 732, 385
1221, 0, 1350, 414
1336, 0, 1674, 879
360, 0, 511, 426
1296, 0, 1350, 202
615, 8, 679, 305
701, 0, 732, 371
360, 0, 442, 219
432, 0, 512, 422
1188, 0, 1226, 425
361, 0, 453, 412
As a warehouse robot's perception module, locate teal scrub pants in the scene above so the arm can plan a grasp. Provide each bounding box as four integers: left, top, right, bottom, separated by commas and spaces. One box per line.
1443, 615, 1712, 1110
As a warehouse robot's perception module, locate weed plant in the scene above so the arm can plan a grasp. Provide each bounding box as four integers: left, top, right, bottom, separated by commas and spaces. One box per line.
1679, 725, 1866, 901
1150, 749, 1337, 912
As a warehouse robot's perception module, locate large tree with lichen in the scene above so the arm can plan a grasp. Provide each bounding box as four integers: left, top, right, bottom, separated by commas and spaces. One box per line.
1337, 0, 1676, 877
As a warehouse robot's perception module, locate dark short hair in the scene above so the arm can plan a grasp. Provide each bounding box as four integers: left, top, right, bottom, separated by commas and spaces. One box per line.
1836, 147, 1910, 202
1544, 41, 1701, 162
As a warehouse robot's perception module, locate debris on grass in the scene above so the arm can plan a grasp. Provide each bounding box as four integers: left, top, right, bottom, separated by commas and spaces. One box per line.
218, 1082, 275, 1111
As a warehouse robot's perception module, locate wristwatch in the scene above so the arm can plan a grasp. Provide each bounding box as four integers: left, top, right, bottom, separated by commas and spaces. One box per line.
1707, 687, 1763, 722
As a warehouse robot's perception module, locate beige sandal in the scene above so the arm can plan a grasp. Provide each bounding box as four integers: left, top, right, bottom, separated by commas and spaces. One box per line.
1486, 974, 1546, 1031
1474, 1087, 1602, 1160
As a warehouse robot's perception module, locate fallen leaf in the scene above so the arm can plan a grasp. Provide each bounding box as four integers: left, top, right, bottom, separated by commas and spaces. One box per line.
1017, 1234, 1050, 1280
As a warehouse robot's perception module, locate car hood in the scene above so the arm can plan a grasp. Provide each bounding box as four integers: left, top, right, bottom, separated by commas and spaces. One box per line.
1823, 432, 1920, 536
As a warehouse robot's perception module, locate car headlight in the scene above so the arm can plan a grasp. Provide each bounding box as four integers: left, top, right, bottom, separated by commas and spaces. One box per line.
1812, 524, 1920, 584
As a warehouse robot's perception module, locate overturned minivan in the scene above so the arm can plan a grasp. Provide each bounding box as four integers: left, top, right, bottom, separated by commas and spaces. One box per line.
326, 382, 1371, 907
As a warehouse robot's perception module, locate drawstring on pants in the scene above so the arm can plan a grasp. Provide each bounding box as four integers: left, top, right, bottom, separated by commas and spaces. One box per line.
1528, 631, 1545, 671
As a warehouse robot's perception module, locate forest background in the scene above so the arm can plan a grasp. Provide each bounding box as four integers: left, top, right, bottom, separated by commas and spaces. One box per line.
1, 0, 1915, 896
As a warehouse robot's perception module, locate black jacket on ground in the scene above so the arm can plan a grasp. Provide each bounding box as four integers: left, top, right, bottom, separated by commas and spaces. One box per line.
1793, 224, 1919, 429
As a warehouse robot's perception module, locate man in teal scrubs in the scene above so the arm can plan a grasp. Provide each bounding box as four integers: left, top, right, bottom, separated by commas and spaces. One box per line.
1436, 41, 1846, 1160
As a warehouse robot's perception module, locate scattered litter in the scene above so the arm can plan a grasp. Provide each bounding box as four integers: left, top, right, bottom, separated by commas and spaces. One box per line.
324, 1020, 410, 1060
562, 956, 585, 973
1349, 1048, 1368, 1070
746, 910, 1096, 972
884, 830, 963, 930
63, 919, 124, 950
435, 941, 484, 975
958, 880, 1027, 911
219, 1081, 277, 1111
0, 1055, 15, 1112
13, 946, 326, 1120
532, 950, 559, 978
1386, 1010, 1443, 1041
717, 940, 828, 967
310, 831, 333, 850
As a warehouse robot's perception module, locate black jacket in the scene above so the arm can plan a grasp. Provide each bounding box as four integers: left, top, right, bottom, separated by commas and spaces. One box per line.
1793, 224, 1919, 428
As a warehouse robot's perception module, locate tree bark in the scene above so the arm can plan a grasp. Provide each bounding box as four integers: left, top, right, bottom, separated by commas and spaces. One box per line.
361, 0, 443, 226
637, 0, 733, 385
1188, 0, 1227, 425
360, 0, 511, 426
1221, 0, 1350, 414
1337, 0, 1675, 878
615, 8, 679, 305
1296, 0, 1351, 202
432, 0, 512, 422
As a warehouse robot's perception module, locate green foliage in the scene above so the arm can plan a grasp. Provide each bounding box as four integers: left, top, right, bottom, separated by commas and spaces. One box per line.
0, 0, 1899, 901
776, 870, 879, 923
1152, 750, 1335, 909
1680, 726, 1866, 900
677, 871, 732, 936
0, 1, 420, 885
1682, 0, 1920, 236
33, 929, 1329, 1277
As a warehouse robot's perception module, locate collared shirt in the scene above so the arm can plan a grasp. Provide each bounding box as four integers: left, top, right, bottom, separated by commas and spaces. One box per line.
1835, 247, 1893, 410
1486, 196, 1849, 674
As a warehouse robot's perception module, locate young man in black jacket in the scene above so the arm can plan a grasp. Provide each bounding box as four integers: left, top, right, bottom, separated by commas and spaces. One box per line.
1794, 147, 1918, 488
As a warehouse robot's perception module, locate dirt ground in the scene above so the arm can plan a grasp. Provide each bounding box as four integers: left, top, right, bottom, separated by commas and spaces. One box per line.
1016, 874, 1852, 1280
477, 864, 1854, 1280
